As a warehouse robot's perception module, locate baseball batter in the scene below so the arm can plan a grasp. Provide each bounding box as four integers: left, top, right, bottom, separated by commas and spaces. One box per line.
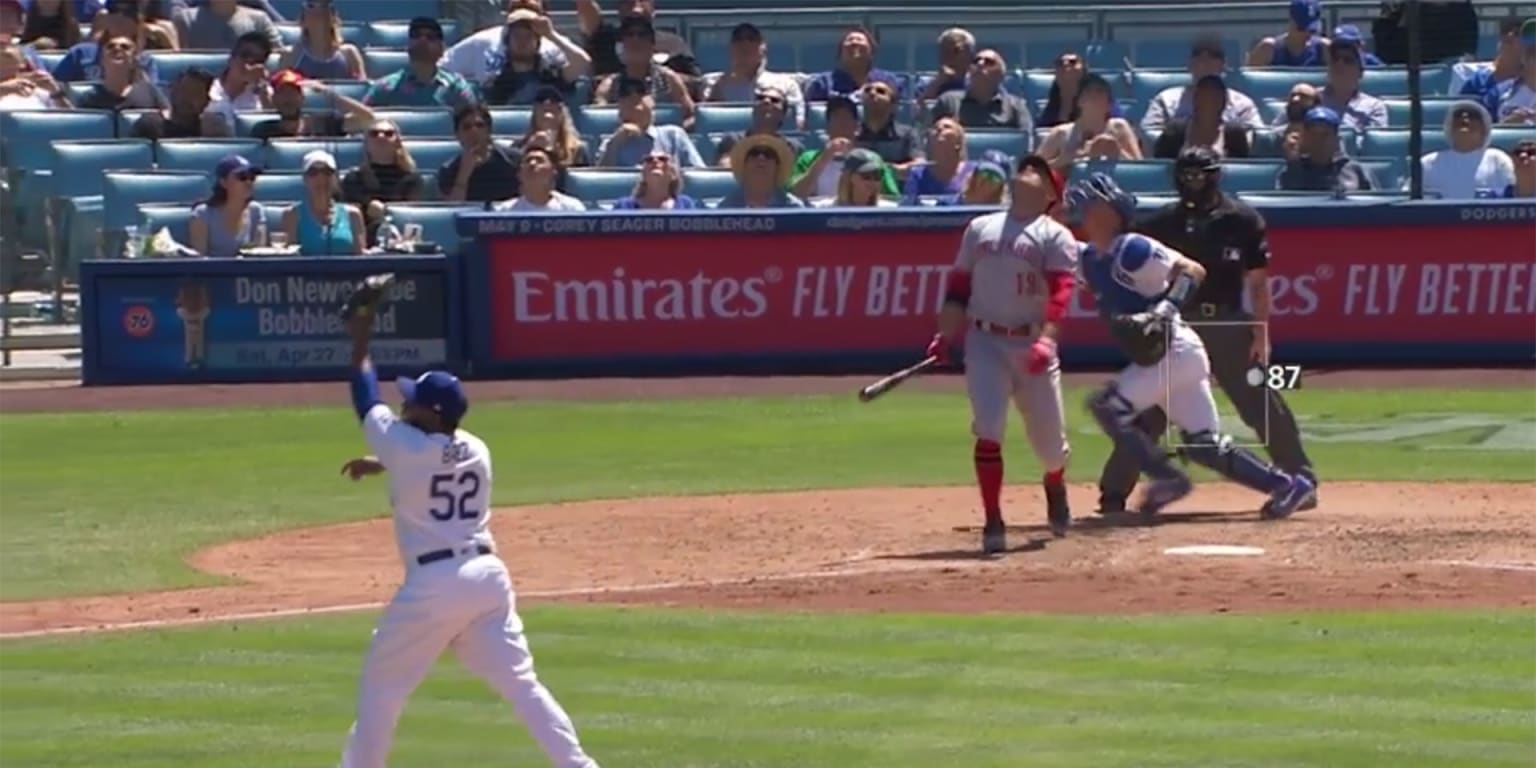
927, 155, 1076, 554
336, 311, 600, 768
1067, 173, 1314, 521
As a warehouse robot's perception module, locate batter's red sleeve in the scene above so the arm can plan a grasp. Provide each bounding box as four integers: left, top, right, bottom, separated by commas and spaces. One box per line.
1044, 271, 1074, 324
944, 269, 972, 306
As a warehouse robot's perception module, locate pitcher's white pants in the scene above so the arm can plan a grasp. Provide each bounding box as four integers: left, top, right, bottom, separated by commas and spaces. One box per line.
340, 554, 598, 768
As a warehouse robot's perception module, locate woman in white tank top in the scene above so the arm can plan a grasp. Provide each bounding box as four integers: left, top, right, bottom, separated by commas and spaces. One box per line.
1035, 73, 1141, 170
278, 1, 364, 81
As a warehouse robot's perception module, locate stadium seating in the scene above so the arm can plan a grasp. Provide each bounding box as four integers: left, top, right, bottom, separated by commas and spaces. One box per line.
401, 139, 465, 175
965, 130, 1032, 160
137, 203, 194, 247
1361, 127, 1536, 156
251, 172, 309, 203
266, 138, 365, 171
155, 139, 267, 173
565, 169, 642, 203
487, 108, 535, 135
681, 168, 738, 200
1232, 69, 1329, 101
363, 50, 411, 80
383, 202, 483, 254
102, 171, 210, 258
48, 140, 157, 272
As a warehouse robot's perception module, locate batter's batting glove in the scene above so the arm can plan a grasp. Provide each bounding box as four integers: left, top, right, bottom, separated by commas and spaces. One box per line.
925, 333, 955, 365
1024, 336, 1057, 375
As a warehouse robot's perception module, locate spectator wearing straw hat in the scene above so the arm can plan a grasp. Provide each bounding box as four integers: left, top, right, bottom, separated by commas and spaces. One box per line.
717, 133, 804, 208
1275, 106, 1375, 192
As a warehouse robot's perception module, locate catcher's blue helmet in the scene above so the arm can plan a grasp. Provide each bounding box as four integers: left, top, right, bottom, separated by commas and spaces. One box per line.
1064, 172, 1137, 227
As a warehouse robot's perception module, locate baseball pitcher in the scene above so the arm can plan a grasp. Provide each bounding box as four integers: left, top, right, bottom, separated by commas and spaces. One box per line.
334, 283, 600, 768
926, 155, 1076, 555
1067, 173, 1314, 521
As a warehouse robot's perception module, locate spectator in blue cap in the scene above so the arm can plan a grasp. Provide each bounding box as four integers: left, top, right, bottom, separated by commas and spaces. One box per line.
947, 151, 1008, 206
1493, 23, 1535, 125
1248, 0, 1327, 67
1319, 35, 1386, 130
190, 154, 268, 258
1451, 15, 1528, 112
1329, 25, 1382, 67
1275, 106, 1375, 193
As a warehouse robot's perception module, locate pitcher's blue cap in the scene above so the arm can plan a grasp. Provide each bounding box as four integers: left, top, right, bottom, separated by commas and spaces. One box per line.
397, 371, 469, 424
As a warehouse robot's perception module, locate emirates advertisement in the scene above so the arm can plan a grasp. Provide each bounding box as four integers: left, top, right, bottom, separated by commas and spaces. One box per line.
484, 220, 1535, 364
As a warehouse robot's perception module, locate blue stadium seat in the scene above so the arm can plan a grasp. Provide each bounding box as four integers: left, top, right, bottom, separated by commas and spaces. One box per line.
364, 50, 410, 79
260, 202, 287, 235
1128, 69, 1190, 104
371, 108, 454, 137
234, 111, 277, 137
1382, 98, 1465, 128
1364, 127, 1536, 155
487, 107, 534, 135
48, 140, 156, 273
1361, 64, 1450, 96
307, 80, 371, 108
694, 134, 720, 166
1236, 191, 1334, 206
1132, 38, 1240, 69
275, 21, 366, 47
1259, 98, 1288, 126
364, 19, 462, 47
150, 51, 279, 85
62, 81, 97, 103
1357, 157, 1407, 189
115, 109, 159, 137
681, 168, 737, 200
1023, 40, 1127, 71
252, 172, 308, 202
266, 138, 365, 171
155, 138, 266, 173
695, 103, 759, 135
1489, 127, 1536, 153
401, 139, 462, 172
965, 130, 1031, 160
803, 100, 915, 132
1219, 159, 1287, 192
37, 50, 65, 72
295, 0, 407, 22
383, 202, 480, 255
1073, 159, 1173, 194
573, 104, 686, 134
102, 170, 210, 258
137, 203, 194, 248
1232, 68, 1329, 101
564, 169, 641, 203
0, 110, 116, 247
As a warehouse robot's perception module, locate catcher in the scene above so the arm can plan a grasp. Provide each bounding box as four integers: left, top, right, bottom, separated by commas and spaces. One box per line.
1069, 173, 1314, 521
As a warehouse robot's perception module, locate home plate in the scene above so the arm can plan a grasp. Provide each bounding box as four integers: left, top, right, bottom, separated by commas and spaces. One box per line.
1163, 545, 1266, 557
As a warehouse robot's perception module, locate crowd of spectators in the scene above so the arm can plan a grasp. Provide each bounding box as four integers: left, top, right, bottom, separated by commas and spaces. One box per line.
1, 0, 1533, 257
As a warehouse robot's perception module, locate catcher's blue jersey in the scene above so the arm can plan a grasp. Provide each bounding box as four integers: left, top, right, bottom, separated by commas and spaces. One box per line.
1079, 233, 1180, 317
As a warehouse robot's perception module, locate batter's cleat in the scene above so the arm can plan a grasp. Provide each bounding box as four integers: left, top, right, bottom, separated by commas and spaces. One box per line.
1095, 492, 1128, 517
1261, 473, 1316, 520
1045, 484, 1071, 538
1135, 475, 1192, 522
982, 518, 1007, 555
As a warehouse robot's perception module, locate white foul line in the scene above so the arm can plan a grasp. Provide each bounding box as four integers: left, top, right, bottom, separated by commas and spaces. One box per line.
0, 559, 978, 641
1429, 560, 1536, 573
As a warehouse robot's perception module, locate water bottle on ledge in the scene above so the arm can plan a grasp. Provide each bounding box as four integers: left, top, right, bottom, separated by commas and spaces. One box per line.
378, 215, 403, 252
122, 226, 142, 259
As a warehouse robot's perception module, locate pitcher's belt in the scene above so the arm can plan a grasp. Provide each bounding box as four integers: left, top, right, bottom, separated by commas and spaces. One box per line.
972, 319, 1035, 338
417, 544, 492, 566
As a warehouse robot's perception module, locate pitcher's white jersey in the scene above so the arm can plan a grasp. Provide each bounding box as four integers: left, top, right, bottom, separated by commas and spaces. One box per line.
362, 404, 495, 567
953, 211, 1079, 329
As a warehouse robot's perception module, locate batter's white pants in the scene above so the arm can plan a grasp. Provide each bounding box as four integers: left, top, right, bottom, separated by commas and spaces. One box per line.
963, 328, 1070, 470
340, 554, 599, 768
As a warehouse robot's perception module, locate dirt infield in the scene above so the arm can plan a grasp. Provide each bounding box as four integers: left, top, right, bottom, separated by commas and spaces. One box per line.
1, 369, 1532, 637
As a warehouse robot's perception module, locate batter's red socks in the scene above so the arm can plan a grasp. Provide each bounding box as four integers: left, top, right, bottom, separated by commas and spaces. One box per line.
974, 439, 1003, 523
1043, 468, 1065, 488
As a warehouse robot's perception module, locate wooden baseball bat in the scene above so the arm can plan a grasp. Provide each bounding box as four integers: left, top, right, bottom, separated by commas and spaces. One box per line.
857, 356, 940, 403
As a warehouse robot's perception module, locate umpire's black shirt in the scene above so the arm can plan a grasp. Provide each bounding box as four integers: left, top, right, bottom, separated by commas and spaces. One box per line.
1137, 192, 1270, 311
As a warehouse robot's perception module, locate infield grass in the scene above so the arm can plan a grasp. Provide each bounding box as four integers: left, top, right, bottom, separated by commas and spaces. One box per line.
1, 388, 1533, 600
1, 607, 1532, 767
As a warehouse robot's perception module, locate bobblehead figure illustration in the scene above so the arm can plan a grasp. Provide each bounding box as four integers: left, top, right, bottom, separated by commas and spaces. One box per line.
176, 280, 212, 369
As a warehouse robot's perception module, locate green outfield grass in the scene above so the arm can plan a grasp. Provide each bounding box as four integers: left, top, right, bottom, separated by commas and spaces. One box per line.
1, 388, 1533, 601
1, 607, 1532, 767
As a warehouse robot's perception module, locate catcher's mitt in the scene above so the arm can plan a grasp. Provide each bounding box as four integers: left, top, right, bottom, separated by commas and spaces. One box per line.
1109, 312, 1170, 366
339, 273, 396, 321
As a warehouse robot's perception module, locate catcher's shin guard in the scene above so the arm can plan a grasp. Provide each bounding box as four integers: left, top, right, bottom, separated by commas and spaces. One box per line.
1177, 431, 1290, 494
1087, 386, 1184, 482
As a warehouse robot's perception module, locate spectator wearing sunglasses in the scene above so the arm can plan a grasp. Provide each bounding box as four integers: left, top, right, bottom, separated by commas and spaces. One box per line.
613, 150, 697, 208
174, 0, 279, 52
718, 133, 804, 208
1247, 0, 1326, 67
596, 77, 704, 168
71, 32, 166, 110
481, 8, 588, 105
1275, 107, 1375, 193
341, 120, 424, 247
916, 27, 975, 101
205, 31, 273, 134
493, 145, 586, 210
189, 154, 267, 258
282, 150, 365, 256
250, 67, 373, 139
857, 80, 920, 171
1507, 139, 1536, 196
813, 148, 897, 208
803, 26, 901, 102
1036, 72, 1140, 169
518, 86, 590, 170
930, 48, 1030, 131
592, 16, 695, 122
945, 152, 1008, 206
1141, 34, 1262, 134
714, 86, 802, 167
51, 0, 162, 81
1036, 52, 1124, 129
576, 0, 691, 78
702, 23, 804, 129
441, 102, 520, 203
364, 17, 477, 110
790, 93, 898, 200
1318, 36, 1386, 130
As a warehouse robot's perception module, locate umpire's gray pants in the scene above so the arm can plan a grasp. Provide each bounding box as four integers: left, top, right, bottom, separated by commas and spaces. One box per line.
1097, 305, 1314, 501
